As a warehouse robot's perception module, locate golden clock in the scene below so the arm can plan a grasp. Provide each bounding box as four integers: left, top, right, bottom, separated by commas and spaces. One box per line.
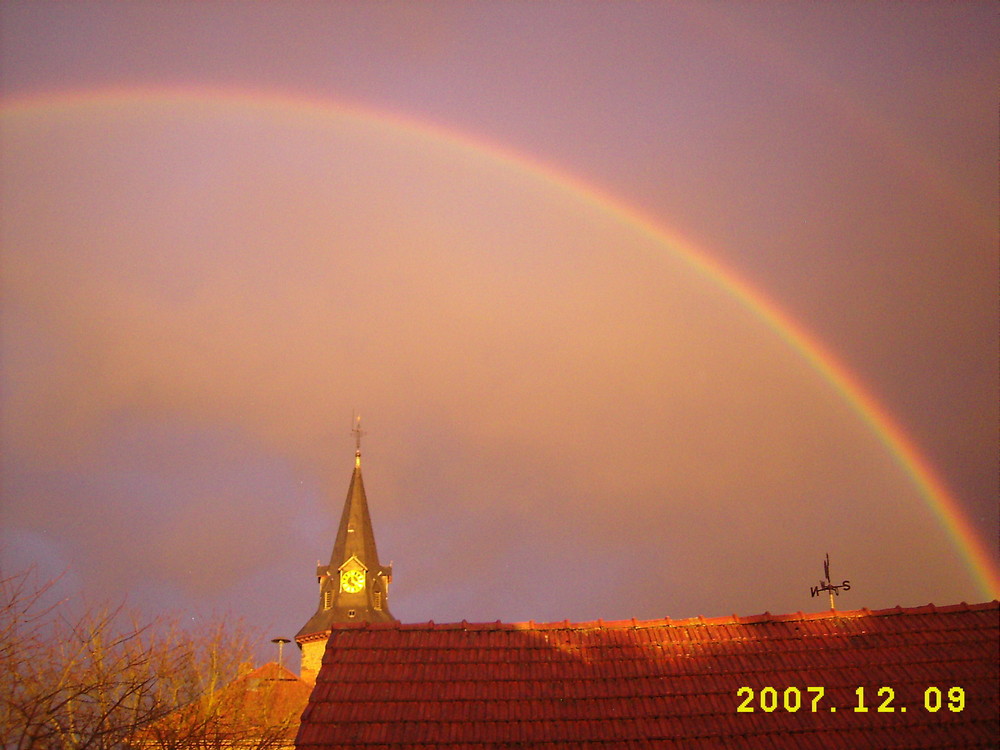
340, 569, 365, 593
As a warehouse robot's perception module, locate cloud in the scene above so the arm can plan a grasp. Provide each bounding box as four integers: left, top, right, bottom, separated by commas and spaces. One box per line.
0, 99, 983, 633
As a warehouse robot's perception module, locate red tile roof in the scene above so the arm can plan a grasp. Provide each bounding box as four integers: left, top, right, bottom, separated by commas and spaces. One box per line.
232, 662, 314, 727
296, 601, 999, 749
148, 662, 312, 748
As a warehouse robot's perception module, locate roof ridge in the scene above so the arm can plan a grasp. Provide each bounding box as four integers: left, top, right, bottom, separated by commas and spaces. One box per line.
326, 600, 999, 632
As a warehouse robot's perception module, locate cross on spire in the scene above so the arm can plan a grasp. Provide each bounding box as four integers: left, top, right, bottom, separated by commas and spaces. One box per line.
352, 414, 365, 467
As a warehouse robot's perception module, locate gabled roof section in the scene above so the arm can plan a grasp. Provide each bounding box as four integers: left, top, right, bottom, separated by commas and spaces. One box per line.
296, 601, 999, 749
338, 554, 367, 572
148, 662, 311, 747
224, 662, 313, 722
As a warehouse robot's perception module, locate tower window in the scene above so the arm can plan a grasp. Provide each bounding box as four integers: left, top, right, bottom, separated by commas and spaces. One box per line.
374, 591, 382, 610
323, 590, 332, 610
347, 609, 357, 618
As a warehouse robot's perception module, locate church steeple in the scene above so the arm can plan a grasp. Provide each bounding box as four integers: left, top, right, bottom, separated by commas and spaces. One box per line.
296, 418, 396, 681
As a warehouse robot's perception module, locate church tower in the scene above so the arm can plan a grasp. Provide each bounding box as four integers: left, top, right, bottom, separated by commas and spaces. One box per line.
296, 419, 396, 682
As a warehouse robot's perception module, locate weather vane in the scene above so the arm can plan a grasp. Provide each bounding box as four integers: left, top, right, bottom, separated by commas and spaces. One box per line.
810, 552, 851, 611
351, 412, 365, 466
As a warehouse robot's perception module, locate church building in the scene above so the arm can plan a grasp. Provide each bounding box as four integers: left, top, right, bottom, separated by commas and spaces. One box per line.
292, 426, 998, 748
295, 422, 396, 683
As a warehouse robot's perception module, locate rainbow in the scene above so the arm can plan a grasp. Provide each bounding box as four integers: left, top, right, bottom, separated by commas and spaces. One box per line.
3, 85, 997, 599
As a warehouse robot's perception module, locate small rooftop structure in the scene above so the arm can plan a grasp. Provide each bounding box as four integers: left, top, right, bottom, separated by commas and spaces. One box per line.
296, 600, 998, 749
147, 662, 312, 749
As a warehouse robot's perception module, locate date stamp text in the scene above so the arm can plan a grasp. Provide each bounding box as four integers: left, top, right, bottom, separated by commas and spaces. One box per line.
736, 686, 965, 714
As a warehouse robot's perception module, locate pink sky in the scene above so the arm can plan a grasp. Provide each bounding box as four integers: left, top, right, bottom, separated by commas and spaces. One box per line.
1, 2, 996, 656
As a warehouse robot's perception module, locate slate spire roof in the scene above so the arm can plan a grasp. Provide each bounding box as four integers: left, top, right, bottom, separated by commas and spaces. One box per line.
328, 452, 385, 578
296, 600, 999, 749
296, 427, 395, 640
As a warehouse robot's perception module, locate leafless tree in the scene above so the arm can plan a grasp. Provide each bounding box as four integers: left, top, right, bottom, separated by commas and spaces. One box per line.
1, 567, 306, 750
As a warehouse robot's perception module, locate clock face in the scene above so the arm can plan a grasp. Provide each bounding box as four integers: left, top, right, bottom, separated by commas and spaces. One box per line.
340, 569, 365, 593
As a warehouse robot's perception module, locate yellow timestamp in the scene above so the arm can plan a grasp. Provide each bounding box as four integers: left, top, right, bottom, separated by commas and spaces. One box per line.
736, 686, 965, 714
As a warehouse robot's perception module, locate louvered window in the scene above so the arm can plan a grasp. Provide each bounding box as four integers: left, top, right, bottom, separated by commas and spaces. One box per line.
323, 589, 332, 610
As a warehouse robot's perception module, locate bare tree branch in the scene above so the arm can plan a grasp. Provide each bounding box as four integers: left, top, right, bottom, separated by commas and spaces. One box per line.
1, 565, 306, 750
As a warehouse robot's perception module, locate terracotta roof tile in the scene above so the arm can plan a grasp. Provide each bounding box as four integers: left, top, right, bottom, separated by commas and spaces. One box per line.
298, 601, 999, 749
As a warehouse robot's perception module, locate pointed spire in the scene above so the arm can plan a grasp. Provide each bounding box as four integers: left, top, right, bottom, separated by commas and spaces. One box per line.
296, 416, 395, 645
